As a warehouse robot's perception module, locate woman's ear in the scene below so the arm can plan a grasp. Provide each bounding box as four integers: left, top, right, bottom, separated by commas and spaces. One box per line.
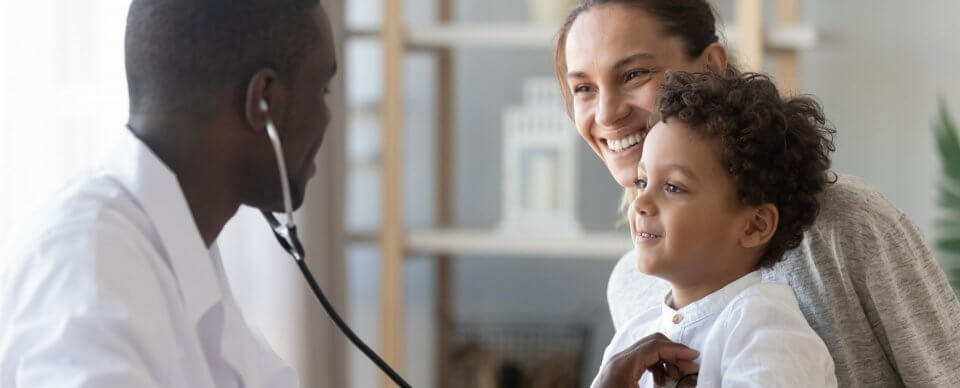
740, 203, 778, 249
699, 42, 728, 74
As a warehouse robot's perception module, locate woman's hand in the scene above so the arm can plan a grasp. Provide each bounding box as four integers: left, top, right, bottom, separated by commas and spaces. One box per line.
596, 333, 700, 388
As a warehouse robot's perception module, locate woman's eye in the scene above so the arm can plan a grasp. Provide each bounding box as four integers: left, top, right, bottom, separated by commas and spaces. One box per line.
625, 69, 650, 82
573, 84, 593, 94
634, 178, 647, 190
665, 183, 683, 193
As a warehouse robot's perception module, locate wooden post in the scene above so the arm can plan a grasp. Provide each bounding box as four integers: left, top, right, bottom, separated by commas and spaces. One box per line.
735, 0, 764, 72
433, 0, 454, 386
776, 0, 799, 94
380, 0, 406, 386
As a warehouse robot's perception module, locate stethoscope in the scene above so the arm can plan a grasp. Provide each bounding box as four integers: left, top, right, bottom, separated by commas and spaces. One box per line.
258, 99, 412, 388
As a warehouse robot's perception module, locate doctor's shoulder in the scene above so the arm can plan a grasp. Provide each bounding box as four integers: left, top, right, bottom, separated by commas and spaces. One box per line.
1, 171, 166, 293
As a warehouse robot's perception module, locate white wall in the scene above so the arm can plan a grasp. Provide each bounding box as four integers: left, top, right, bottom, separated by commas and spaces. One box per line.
800, 0, 960, 241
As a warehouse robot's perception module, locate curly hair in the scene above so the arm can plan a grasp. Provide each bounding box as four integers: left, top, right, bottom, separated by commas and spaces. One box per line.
656, 71, 837, 267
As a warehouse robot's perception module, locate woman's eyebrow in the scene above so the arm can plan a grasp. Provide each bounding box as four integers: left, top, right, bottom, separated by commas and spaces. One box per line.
613, 52, 656, 71
566, 52, 656, 79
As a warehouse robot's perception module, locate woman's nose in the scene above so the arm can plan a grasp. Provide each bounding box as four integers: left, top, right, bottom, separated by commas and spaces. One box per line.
596, 89, 631, 128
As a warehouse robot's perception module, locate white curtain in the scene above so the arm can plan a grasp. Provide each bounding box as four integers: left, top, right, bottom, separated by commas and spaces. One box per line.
0, 1, 128, 245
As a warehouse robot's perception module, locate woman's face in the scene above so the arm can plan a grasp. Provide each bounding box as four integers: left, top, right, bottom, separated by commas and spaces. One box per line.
563, 4, 713, 188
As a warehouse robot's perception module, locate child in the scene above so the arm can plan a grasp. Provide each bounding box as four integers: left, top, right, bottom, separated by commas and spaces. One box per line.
591, 71, 838, 387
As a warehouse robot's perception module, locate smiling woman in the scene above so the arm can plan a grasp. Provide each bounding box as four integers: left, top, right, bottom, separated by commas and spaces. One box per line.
555, 1, 727, 190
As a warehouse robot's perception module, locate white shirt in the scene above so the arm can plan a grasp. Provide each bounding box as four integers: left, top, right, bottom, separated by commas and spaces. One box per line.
591, 271, 837, 388
0, 128, 298, 388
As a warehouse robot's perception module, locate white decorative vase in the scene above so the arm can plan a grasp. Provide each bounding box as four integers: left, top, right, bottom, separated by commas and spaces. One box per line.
499, 78, 582, 237
527, 0, 579, 26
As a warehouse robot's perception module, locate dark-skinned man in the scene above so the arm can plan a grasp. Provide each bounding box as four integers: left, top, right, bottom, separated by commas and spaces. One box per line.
0, 1, 334, 386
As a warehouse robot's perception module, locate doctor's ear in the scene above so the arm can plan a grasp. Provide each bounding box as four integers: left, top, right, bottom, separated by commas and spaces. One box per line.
244, 68, 284, 133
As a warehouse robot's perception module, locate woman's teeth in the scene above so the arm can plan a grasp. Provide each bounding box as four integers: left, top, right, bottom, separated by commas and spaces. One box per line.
607, 132, 643, 153
638, 232, 661, 238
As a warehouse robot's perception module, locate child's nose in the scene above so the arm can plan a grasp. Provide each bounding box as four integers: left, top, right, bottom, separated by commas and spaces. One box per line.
633, 190, 656, 217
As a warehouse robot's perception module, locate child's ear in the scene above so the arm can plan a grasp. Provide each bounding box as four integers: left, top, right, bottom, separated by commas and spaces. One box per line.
740, 203, 779, 249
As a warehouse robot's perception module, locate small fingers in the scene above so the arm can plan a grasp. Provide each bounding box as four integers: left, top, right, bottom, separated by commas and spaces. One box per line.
673, 359, 700, 375
647, 362, 665, 386
666, 363, 681, 380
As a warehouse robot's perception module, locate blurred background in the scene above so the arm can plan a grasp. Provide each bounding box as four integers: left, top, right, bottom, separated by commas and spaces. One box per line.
1, 0, 959, 387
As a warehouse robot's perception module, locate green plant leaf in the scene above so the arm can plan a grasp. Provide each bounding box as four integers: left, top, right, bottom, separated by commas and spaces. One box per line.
937, 239, 960, 254
937, 182, 960, 210
935, 100, 960, 182
952, 267, 960, 295
933, 99, 960, 294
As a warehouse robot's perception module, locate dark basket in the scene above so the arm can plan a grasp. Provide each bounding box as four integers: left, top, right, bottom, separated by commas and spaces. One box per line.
448, 321, 592, 388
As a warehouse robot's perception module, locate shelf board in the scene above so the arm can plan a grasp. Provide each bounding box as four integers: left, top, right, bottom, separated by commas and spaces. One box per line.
347, 23, 818, 51
347, 23, 555, 48
349, 228, 632, 259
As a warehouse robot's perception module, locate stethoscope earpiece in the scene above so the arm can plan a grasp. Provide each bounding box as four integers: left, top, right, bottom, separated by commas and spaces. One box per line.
260, 97, 295, 230
256, 96, 411, 388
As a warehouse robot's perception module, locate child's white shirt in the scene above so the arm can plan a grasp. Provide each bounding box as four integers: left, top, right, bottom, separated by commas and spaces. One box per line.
591, 270, 837, 388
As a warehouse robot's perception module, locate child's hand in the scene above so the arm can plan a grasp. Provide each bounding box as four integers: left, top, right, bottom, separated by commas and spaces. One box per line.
596, 332, 700, 388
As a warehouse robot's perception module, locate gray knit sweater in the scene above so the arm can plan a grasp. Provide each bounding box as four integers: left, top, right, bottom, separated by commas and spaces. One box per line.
606, 174, 960, 387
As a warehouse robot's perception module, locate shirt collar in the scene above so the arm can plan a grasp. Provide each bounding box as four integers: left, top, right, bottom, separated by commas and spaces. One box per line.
659, 270, 762, 328
105, 126, 222, 324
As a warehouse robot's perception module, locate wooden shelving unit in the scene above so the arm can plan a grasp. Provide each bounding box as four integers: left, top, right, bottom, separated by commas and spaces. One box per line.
351, 229, 634, 259
365, 1, 815, 387
352, 22, 817, 51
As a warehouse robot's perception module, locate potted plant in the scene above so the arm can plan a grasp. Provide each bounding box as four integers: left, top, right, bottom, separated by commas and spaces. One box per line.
933, 99, 960, 295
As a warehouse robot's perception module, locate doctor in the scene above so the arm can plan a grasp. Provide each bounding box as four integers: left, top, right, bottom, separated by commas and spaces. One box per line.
0, 0, 335, 387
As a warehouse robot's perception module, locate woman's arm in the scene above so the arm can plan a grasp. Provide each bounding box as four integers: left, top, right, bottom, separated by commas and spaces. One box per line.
853, 207, 960, 386
800, 174, 960, 386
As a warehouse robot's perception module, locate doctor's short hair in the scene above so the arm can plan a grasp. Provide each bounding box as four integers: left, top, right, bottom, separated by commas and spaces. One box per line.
125, 0, 321, 116
655, 71, 837, 267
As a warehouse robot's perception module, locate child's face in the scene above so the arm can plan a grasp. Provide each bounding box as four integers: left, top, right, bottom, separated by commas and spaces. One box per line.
630, 120, 754, 285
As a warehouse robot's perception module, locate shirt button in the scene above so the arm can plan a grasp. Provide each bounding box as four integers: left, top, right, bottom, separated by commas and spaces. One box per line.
672, 314, 684, 324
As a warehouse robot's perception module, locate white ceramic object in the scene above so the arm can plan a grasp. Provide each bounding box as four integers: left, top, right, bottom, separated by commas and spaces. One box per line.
499, 78, 582, 237
527, 0, 579, 26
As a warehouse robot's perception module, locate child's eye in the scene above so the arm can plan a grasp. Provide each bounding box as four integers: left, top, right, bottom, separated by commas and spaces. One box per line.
665, 183, 684, 193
